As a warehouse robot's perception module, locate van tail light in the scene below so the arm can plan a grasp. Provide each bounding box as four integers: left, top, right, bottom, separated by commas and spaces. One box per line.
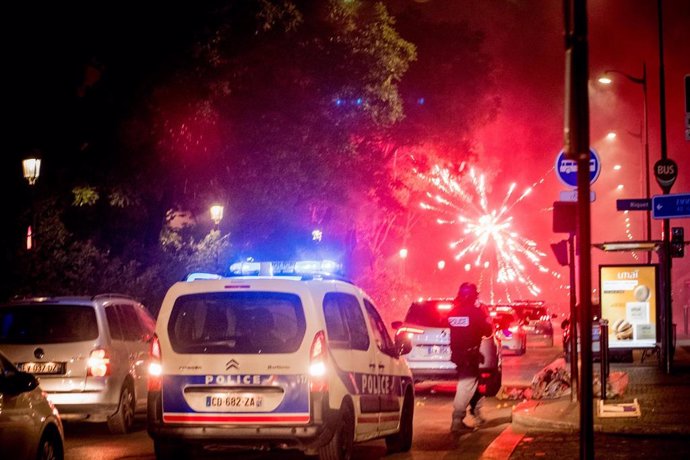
309, 331, 328, 393
396, 326, 424, 340
87, 348, 111, 377
148, 334, 162, 392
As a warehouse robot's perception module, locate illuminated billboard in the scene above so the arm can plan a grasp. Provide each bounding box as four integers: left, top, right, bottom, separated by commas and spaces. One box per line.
599, 264, 658, 349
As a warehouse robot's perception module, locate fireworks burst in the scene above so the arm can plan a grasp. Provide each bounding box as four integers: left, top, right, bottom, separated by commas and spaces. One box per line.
419, 165, 561, 303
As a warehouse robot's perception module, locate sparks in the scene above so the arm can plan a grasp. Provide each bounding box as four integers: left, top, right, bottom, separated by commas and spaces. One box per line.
419, 165, 560, 303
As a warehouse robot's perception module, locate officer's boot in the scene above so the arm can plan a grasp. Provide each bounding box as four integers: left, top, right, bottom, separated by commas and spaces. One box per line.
450, 410, 473, 433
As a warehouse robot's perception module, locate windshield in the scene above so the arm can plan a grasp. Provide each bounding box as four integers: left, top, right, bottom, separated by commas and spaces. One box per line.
513, 305, 547, 321
0, 305, 98, 344
404, 300, 455, 328
168, 291, 306, 354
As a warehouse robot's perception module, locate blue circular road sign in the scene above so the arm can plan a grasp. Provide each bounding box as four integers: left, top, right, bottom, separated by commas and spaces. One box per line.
555, 148, 601, 188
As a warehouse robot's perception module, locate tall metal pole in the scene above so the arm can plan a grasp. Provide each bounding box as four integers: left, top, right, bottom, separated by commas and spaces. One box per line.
564, 0, 594, 457
642, 63, 652, 263
569, 233, 579, 402
657, 0, 673, 374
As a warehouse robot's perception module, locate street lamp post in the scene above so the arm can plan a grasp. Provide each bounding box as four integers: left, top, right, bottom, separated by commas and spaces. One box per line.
22, 157, 41, 250
209, 204, 224, 270
399, 248, 408, 279
598, 63, 651, 262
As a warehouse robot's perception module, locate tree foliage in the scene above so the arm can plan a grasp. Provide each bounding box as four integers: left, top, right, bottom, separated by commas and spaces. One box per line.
4, 1, 499, 313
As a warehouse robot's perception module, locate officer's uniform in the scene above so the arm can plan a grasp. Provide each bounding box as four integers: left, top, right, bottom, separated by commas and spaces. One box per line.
448, 283, 492, 432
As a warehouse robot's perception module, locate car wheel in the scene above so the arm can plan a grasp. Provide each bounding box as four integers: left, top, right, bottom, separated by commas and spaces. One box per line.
318, 400, 354, 460
385, 392, 414, 453
37, 431, 63, 460
518, 341, 526, 356
107, 383, 135, 434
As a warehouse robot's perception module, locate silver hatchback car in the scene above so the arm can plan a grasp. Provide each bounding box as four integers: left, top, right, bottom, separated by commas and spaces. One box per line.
392, 298, 502, 396
0, 294, 155, 433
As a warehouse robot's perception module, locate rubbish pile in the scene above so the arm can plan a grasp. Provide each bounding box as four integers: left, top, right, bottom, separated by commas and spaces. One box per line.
496, 358, 628, 401
529, 361, 572, 399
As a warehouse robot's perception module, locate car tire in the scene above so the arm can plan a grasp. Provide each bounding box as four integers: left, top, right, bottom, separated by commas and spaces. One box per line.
107, 383, 135, 434
154, 439, 190, 460
385, 392, 414, 453
517, 341, 526, 356
37, 430, 63, 460
318, 400, 354, 460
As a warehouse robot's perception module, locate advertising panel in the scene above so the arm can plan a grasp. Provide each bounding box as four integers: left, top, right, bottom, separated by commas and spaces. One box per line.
600, 265, 658, 349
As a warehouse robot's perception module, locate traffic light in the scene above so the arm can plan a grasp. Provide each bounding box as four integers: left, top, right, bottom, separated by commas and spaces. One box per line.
671, 227, 684, 258
551, 240, 569, 266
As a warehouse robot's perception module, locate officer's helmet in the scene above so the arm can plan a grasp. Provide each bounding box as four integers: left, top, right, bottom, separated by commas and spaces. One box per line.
457, 282, 479, 303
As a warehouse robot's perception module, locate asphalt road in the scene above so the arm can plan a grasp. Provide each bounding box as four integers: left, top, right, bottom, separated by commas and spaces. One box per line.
63, 343, 563, 460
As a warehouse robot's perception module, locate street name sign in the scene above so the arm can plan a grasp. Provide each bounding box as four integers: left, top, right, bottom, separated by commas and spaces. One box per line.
555, 148, 601, 188
616, 198, 651, 211
652, 193, 690, 219
559, 190, 596, 202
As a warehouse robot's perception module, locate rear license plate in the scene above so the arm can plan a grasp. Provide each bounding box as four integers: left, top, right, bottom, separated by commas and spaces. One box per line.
425, 345, 449, 356
205, 394, 263, 410
17, 362, 65, 375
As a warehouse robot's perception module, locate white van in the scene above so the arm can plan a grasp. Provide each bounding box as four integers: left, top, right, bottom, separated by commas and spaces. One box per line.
147, 261, 414, 459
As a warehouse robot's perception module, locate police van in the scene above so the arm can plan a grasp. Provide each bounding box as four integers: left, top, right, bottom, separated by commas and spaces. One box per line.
147, 261, 415, 459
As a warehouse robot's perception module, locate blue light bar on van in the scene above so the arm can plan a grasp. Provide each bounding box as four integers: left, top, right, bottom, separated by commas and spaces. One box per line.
228, 260, 342, 277
185, 273, 223, 281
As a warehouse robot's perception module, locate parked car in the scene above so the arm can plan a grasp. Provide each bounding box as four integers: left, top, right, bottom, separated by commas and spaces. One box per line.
147, 260, 415, 460
510, 300, 556, 346
0, 349, 64, 460
489, 305, 527, 355
0, 294, 155, 433
391, 298, 502, 397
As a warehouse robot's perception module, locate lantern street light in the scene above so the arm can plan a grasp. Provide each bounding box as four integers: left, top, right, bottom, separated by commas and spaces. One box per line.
209, 204, 224, 271
22, 158, 41, 185
598, 63, 651, 262
209, 204, 224, 228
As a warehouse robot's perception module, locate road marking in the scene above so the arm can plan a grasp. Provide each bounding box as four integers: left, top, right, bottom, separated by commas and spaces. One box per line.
480, 425, 525, 460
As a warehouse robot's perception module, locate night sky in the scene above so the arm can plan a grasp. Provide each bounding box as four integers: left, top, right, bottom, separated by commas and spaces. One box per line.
3, 1, 689, 314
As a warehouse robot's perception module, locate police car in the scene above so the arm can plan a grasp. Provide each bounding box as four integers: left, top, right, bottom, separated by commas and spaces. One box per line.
147, 261, 415, 459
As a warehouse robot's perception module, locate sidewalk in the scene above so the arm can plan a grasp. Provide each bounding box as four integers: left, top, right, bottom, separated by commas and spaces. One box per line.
511, 338, 690, 435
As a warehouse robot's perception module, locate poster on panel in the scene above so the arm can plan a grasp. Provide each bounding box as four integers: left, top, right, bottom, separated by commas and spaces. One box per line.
599, 264, 658, 349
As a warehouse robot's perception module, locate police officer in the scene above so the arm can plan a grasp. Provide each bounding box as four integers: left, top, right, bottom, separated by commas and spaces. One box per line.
448, 282, 492, 432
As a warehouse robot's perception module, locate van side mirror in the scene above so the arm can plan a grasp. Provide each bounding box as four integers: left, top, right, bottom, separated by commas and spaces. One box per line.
395, 334, 413, 356
391, 320, 403, 331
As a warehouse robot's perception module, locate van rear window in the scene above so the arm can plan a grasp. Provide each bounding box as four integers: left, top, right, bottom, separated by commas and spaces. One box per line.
168, 292, 306, 354
0, 305, 98, 343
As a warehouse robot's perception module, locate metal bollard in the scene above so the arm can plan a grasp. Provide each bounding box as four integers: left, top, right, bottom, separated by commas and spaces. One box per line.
600, 319, 609, 400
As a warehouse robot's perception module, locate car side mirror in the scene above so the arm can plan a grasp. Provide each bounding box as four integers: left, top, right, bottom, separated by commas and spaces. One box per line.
0, 371, 39, 396
391, 320, 403, 331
